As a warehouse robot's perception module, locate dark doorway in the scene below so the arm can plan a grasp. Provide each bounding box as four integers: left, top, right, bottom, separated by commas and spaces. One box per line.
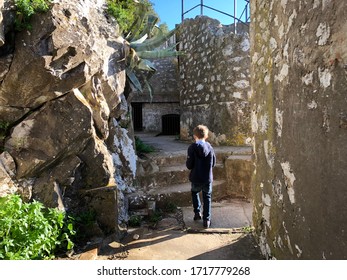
162, 114, 180, 135
132, 103, 143, 131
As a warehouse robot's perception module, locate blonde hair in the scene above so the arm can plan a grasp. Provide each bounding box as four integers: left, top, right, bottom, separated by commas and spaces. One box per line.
193, 125, 209, 140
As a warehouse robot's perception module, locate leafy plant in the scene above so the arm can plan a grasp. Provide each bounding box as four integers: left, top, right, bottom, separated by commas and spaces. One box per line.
148, 210, 162, 224
163, 201, 177, 213
135, 136, 155, 153
14, 0, 52, 31
0, 194, 75, 260
68, 209, 97, 245
107, 0, 155, 38
107, 0, 184, 98
128, 215, 142, 227
242, 225, 254, 233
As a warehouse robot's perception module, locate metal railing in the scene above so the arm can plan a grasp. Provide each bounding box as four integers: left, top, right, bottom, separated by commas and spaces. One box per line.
181, 0, 250, 31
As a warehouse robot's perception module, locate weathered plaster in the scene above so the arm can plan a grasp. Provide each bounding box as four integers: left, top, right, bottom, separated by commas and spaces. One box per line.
252, 0, 347, 259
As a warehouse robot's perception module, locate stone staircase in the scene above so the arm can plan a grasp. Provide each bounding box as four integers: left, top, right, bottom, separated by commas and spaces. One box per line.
129, 140, 253, 214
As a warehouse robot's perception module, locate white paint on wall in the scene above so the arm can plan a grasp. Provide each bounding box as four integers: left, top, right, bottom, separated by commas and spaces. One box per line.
302, 72, 313, 85
281, 162, 296, 188
281, 162, 296, 204
275, 108, 283, 137
233, 92, 242, 99
283, 42, 289, 61
264, 140, 274, 168
275, 64, 289, 82
280, 0, 288, 11
259, 114, 269, 133
287, 9, 297, 33
274, 15, 279, 26
252, 52, 259, 64
270, 37, 278, 52
295, 244, 303, 258
316, 22, 331, 46
279, 23, 285, 39
318, 67, 332, 88
264, 74, 271, 85
307, 100, 318, 110
283, 222, 294, 254
313, 0, 320, 9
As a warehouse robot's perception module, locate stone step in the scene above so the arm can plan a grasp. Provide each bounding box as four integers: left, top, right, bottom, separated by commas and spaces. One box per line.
147, 180, 231, 208
128, 180, 231, 212
149, 147, 252, 168
137, 163, 226, 189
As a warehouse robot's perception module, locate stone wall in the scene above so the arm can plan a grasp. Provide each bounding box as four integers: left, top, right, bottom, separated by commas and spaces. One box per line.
131, 55, 180, 133
178, 16, 251, 145
251, 0, 347, 259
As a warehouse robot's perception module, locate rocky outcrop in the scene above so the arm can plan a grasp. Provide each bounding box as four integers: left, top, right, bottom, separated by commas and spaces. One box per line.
0, 0, 136, 238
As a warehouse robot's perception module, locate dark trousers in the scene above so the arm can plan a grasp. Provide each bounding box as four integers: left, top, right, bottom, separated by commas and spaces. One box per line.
191, 182, 212, 221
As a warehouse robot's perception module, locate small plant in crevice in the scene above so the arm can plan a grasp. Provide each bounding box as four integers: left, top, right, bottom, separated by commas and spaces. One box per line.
14, 0, 52, 31
163, 201, 178, 213
148, 210, 162, 225
0, 194, 75, 260
135, 136, 155, 154
128, 215, 142, 227
242, 225, 254, 233
68, 209, 97, 246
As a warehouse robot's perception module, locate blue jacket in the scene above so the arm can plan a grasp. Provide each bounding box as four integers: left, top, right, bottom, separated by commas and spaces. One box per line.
186, 140, 216, 184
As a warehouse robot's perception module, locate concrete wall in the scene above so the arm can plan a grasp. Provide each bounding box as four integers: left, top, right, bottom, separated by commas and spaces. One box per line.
251, 0, 347, 259
178, 16, 251, 145
142, 103, 180, 132
131, 56, 180, 133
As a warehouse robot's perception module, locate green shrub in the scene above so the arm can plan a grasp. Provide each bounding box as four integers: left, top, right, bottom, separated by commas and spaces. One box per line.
68, 209, 97, 245
0, 194, 75, 260
128, 215, 142, 227
14, 0, 51, 30
106, 0, 155, 36
135, 136, 155, 153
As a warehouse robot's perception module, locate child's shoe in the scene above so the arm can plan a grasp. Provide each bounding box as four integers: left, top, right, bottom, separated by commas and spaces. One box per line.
193, 213, 202, 220
203, 220, 211, 228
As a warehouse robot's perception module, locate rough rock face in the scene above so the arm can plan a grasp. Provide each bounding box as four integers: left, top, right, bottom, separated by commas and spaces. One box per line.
251, 0, 347, 259
0, 0, 136, 238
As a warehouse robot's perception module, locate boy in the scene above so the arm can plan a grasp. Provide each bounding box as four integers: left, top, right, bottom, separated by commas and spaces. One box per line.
186, 125, 216, 228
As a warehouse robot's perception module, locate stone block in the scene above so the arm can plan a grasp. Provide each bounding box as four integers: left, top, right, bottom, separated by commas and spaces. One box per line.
224, 155, 253, 199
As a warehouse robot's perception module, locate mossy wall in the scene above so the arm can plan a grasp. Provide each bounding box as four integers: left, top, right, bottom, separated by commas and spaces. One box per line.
251, 0, 347, 259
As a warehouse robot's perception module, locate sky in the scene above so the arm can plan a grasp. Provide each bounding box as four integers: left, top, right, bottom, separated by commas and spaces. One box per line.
151, 0, 250, 30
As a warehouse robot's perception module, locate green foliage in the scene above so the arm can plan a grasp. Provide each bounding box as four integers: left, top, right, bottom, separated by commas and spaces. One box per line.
0, 194, 75, 260
148, 210, 162, 224
242, 225, 254, 233
163, 202, 177, 213
135, 136, 155, 153
14, 0, 51, 31
106, 0, 155, 38
128, 215, 142, 227
68, 209, 97, 244
107, 0, 182, 98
